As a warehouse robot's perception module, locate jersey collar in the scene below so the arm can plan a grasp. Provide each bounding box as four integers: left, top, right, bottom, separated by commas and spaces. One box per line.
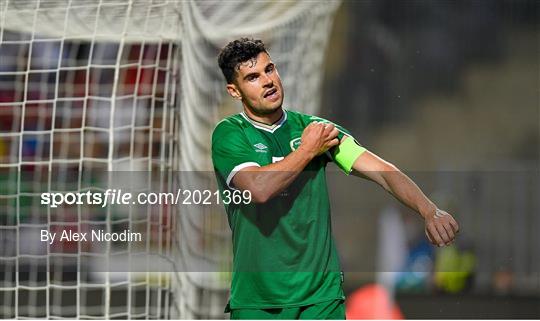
240, 109, 287, 133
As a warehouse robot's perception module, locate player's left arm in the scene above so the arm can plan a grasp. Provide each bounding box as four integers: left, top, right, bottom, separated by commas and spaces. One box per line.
341, 136, 459, 247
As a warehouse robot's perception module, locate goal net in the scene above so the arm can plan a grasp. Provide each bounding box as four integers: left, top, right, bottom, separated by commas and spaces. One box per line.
0, 0, 341, 319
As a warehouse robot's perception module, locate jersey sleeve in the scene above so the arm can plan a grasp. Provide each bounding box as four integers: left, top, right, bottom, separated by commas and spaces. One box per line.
212, 120, 261, 189
305, 115, 351, 141
303, 114, 366, 174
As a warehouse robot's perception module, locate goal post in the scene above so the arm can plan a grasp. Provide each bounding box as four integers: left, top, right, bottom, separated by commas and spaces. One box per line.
0, 0, 341, 318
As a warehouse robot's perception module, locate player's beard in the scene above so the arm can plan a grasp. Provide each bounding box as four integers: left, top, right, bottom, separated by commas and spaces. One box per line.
249, 103, 282, 116
244, 91, 284, 117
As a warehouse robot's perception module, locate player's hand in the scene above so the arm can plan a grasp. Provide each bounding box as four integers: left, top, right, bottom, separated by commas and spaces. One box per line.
299, 121, 339, 157
424, 209, 459, 247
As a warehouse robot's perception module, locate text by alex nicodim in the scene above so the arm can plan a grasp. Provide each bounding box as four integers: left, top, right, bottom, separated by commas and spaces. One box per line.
41, 229, 142, 244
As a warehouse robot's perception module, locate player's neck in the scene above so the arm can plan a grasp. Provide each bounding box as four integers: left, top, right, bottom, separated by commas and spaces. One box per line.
243, 107, 284, 126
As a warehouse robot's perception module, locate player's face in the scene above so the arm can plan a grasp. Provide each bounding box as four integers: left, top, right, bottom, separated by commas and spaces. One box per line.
227, 52, 284, 115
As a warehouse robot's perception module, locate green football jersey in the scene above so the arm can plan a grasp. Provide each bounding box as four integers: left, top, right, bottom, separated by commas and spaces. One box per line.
211, 109, 362, 309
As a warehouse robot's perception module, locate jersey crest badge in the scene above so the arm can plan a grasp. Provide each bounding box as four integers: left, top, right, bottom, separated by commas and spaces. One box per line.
289, 137, 302, 151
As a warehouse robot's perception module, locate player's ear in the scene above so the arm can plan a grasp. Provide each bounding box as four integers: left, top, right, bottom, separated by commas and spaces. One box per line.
226, 83, 242, 100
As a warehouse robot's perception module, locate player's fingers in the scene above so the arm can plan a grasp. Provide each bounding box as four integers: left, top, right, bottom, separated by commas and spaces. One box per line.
449, 217, 460, 234
427, 224, 444, 247
312, 121, 323, 129
327, 138, 339, 148
326, 128, 339, 140
321, 124, 335, 139
442, 222, 455, 244
323, 123, 335, 133
307, 121, 324, 134
425, 228, 434, 244
426, 225, 441, 246
435, 222, 451, 245
304, 122, 316, 132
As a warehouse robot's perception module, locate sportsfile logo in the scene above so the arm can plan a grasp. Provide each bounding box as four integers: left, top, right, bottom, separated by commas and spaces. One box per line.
254, 143, 268, 153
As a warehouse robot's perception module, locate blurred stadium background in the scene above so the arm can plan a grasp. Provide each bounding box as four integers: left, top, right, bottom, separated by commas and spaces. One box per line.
0, 0, 538, 319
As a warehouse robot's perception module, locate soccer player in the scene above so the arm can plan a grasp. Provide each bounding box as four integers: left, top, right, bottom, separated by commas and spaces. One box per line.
212, 38, 459, 320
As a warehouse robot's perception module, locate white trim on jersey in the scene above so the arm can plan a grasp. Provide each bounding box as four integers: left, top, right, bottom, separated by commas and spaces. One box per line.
240, 110, 288, 133
226, 162, 261, 188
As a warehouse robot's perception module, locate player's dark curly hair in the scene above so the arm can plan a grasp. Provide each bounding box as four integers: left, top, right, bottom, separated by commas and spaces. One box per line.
218, 38, 267, 84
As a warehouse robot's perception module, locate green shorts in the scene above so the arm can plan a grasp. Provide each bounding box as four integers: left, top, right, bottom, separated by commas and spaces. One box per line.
229, 299, 345, 320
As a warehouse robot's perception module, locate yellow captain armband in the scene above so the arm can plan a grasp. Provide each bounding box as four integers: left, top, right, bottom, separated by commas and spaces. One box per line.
333, 136, 366, 174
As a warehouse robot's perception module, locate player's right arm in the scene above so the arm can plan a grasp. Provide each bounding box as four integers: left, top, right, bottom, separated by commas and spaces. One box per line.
232, 122, 339, 203
212, 120, 339, 204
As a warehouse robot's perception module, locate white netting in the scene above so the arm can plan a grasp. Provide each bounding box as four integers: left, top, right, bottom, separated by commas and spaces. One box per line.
0, 0, 340, 319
